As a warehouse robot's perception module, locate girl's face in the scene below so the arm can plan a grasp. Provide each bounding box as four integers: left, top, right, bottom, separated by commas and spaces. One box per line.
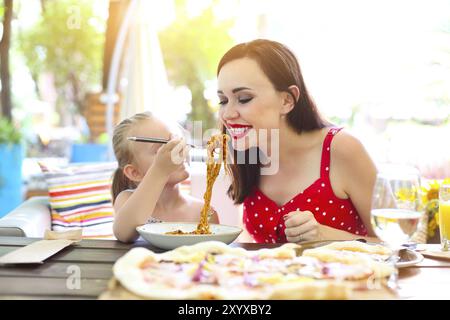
128, 119, 189, 185
217, 57, 287, 151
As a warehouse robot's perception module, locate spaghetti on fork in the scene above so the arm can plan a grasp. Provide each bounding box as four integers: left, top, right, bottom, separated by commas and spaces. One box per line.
166, 134, 229, 235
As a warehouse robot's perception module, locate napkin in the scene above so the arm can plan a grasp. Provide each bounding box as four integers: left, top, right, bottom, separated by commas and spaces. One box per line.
0, 229, 82, 265
420, 250, 450, 261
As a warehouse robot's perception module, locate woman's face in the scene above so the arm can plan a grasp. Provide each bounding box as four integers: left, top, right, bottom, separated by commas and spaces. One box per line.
218, 57, 285, 151
129, 119, 189, 185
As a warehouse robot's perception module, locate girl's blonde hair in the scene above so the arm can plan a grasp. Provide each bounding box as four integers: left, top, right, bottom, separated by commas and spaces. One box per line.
111, 112, 153, 203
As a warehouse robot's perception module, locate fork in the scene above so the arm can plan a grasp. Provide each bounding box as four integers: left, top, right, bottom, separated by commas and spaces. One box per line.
127, 136, 198, 148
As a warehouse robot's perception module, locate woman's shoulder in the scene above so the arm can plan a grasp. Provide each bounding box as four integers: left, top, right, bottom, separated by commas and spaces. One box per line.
330, 129, 367, 163
329, 128, 376, 180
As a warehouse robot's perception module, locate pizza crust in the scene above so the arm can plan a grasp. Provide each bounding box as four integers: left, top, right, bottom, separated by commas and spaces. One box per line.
254, 243, 301, 259
268, 281, 351, 300
317, 240, 392, 256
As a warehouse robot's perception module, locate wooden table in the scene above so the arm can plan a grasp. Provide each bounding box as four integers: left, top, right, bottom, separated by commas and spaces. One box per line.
0, 236, 449, 300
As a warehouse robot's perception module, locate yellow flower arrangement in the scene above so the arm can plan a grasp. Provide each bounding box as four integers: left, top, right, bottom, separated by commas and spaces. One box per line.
422, 178, 450, 238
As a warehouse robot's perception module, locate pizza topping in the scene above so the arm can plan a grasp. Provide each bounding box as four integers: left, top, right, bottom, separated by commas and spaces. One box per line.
191, 260, 219, 285
243, 273, 260, 287
205, 253, 215, 264
139, 258, 156, 269
322, 266, 330, 276
214, 254, 244, 268
192, 260, 206, 282
257, 273, 285, 284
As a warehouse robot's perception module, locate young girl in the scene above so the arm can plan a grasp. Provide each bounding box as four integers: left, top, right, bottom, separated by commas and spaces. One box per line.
111, 112, 219, 243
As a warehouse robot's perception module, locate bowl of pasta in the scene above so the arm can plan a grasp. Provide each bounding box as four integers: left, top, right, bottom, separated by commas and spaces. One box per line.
136, 222, 242, 250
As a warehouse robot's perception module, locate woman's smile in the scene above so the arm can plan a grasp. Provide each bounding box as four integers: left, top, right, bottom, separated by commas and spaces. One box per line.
225, 123, 253, 140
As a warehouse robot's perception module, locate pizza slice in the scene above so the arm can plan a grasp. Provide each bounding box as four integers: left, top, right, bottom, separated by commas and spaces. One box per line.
302, 241, 395, 279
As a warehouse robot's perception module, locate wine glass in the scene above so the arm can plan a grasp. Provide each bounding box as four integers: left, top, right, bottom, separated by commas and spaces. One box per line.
370, 164, 423, 288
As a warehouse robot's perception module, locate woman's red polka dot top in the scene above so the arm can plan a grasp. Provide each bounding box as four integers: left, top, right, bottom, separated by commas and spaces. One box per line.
242, 127, 368, 243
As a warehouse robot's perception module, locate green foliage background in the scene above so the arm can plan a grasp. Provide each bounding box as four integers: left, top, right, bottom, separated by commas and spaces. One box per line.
159, 0, 234, 130
0, 117, 21, 144
19, 0, 105, 122
17, 0, 235, 130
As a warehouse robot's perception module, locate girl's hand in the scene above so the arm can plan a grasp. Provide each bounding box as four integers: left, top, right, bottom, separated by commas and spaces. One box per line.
284, 210, 322, 243
153, 138, 190, 176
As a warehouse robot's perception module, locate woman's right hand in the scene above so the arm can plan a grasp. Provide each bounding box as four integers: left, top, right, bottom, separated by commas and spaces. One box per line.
152, 138, 190, 176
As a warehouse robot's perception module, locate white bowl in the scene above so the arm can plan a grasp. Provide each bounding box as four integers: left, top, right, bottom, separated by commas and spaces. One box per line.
136, 222, 243, 250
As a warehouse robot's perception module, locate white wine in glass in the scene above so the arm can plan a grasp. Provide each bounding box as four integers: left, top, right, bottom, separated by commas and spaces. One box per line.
370, 165, 423, 288
371, 209, 422, 247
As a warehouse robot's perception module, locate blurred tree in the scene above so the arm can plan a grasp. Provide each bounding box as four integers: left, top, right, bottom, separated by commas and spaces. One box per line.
19, 0, 105, 126
102, 0, 130, 91
159, 0, 234, 130
0, 0, 13, 121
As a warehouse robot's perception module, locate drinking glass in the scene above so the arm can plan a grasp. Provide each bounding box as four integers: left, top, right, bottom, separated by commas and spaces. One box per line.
439, 184, 450, 251
370, 165, 423, 288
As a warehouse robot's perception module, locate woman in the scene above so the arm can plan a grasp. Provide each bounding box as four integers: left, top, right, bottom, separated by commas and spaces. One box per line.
217, 39, 378, 243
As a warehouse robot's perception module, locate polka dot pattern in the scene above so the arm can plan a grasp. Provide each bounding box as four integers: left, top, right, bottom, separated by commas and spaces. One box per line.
242, 127, 368, 243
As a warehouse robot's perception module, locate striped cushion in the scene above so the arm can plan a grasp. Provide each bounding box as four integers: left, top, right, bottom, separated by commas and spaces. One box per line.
39, 162, 117, 239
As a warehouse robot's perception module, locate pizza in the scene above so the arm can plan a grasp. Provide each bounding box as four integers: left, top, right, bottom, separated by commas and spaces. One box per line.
112, 240, 395, 300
